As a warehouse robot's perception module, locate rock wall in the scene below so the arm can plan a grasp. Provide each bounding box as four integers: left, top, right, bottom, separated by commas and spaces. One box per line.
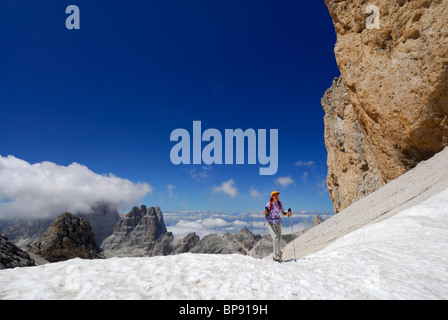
323, 0, 448, 212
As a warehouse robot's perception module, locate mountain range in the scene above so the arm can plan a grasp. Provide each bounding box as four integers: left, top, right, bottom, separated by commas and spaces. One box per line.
1, 203, 320, 268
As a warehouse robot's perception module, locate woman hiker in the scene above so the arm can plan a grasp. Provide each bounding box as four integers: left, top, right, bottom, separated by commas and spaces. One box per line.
263, 191, 291, 262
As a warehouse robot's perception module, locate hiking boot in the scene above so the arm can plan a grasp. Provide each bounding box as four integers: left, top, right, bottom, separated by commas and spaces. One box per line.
273, 257, 282, 263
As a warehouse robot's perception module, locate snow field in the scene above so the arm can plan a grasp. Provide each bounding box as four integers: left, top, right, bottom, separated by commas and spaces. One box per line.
1, 189, 447, 300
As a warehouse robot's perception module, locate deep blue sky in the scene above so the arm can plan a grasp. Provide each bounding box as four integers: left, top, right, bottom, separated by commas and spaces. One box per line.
0, 1, 340, 213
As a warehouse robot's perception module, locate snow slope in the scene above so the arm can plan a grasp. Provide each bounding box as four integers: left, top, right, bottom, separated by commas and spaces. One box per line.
1, 187, 447, 299
281, 146, 448, 260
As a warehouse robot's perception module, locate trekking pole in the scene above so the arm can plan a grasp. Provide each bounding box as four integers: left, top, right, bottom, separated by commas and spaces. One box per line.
263, 211, 267, 237
288, 208, 297, 262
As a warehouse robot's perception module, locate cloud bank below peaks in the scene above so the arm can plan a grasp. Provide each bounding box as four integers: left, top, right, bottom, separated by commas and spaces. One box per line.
0, 155, 152, 220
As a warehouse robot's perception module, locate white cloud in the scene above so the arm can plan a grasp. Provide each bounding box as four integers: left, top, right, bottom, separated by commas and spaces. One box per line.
168, 217, 233, 238
187, 166, 212, 182
249, 187, 261, 199
294, 160, 315, 167
166, 184, 178, 199
202, 217, 231, 229
167, 215, 268, 239
212, 179, 238, 198
0, 155, 152, 220
275, 176, 295, 188
315, 178, 329, 196
302, 171, 309, 184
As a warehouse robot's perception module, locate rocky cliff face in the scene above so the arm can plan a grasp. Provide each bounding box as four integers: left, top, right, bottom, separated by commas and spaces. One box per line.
29, 212, 102, 262
322, 0, 448, 212
322, 77, 386, 211
101, 205, 168, 256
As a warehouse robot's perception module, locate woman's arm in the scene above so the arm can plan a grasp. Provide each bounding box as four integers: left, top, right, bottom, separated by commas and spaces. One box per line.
263, 206, 269, 215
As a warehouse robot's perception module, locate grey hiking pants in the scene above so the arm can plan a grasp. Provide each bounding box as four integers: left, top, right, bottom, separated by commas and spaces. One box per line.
267, 222, 282, 260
